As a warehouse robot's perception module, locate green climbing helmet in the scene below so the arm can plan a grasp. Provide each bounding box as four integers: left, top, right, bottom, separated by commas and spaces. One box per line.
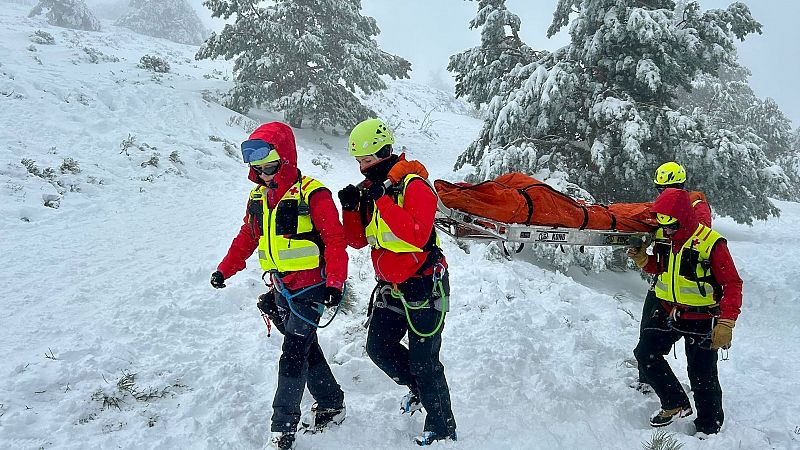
349, 118, 394, 157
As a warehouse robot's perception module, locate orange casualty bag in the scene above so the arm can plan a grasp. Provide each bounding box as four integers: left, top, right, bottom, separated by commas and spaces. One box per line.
434, 173, 657, 232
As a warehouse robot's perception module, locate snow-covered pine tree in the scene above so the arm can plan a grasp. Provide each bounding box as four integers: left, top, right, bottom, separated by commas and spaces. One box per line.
115, 0, 208, 46
196, 0, 411, 130
29, 0, 101, 31
447, 0, 543, 108
680, 64, 799, 203
456, 1, 786, 224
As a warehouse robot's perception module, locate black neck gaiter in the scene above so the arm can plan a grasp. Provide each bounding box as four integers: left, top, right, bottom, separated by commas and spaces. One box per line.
361, 154, 399, 183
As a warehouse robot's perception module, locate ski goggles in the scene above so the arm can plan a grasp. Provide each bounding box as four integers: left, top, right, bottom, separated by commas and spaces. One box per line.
252, 162, 281, 176
241, 139, 279, 165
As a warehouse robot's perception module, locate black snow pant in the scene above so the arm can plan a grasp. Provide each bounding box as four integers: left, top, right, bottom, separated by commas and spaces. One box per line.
365, 272, 457, 437
634, 303, 724, 434
268, 284, 344, 433
636, 290, 660, 384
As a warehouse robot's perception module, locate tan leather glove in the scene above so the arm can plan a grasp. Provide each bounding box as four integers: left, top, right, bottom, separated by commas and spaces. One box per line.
387, 160, 429, 185
711, 319, 735, 349
626, 245, 649, 268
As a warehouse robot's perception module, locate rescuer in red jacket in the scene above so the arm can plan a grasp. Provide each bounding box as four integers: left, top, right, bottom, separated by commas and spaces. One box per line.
210, 122, 347, 450
337, 118, 457, 446
629, 187, 742, 437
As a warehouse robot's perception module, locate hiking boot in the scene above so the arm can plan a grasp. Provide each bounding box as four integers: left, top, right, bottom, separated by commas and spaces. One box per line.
649, 405, 693, 427
414, 430, 458, 446
401, 390, 423, 416
269, 432, 295, 450
300, 402, 346, 434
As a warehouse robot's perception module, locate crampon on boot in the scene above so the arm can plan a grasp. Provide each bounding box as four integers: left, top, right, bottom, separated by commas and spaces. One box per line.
299, 402, 346, 434
414, 430, 458, 446
401, 390, 423, 416
269, 432, 295, 450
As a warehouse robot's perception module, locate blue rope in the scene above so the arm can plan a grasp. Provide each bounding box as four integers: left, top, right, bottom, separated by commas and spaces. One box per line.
271, 270, 343, 329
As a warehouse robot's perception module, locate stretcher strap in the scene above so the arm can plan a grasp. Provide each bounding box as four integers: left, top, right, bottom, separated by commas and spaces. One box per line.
579, 205, 589, 230
518, 189, 534, 224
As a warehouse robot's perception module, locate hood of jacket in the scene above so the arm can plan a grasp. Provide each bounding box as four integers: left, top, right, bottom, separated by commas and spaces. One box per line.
246, 122, 300, 207
651, 188, 699, 248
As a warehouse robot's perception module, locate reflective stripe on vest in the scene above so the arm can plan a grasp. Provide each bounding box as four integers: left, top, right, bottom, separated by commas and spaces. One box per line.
251, 176, 325, 272
364, 174, 439, 253
654, 224, 723, 307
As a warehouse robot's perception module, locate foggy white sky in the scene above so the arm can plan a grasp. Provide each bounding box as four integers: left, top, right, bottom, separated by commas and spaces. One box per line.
188, 0, 798, 126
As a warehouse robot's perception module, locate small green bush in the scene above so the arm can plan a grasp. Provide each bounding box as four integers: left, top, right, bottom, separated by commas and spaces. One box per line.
138, 54, 170, 73
60, 157, 80, 174
31, 30, 55, 45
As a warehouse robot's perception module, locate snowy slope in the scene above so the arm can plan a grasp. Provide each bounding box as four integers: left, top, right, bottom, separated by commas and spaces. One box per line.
2, 3, 799, 450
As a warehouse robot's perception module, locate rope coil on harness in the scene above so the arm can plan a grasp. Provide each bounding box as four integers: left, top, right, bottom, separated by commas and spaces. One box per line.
387, 262, 448, 338
262, 269, 343, 331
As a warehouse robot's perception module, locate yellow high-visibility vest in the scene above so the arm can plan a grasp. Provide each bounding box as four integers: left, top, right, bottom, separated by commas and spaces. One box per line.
249, 176, 325, 273
364, 174, 440, 253
654, 224, 723, 307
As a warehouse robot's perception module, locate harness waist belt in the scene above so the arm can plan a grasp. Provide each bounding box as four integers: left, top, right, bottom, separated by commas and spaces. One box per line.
661, 300, 719, 315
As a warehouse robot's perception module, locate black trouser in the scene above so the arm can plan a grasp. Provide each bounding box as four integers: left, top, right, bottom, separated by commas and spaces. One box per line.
634, 304, 724, 434
269, 285, 344, 433
636, 290, 660, 383
365, 273, 457, 436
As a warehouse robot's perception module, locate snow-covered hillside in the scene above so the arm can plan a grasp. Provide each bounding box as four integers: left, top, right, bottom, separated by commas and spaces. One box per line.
1, 3, 799, 449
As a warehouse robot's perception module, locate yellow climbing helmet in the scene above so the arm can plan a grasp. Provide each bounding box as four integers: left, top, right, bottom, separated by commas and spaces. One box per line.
654, 161, 687, 186
656, 213, 678, 226
349, 118, 394, 157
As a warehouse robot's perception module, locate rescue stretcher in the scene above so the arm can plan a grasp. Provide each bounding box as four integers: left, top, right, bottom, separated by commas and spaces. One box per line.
432, 173, 656, 249
434, 201, 652, 248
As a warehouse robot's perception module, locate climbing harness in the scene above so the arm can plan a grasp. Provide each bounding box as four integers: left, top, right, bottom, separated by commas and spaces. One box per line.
259, 269, 343, 333
383, 262, 448, 337
643, 305, 728, 356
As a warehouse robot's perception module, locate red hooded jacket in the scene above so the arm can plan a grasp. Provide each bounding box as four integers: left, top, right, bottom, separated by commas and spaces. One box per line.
216, 122, 347, 291
342, 156, 442, 283
644, 188, 742, 320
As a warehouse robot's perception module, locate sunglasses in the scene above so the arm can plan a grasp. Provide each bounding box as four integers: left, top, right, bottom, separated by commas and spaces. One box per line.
241, 139, 275, 164
252, 163, 281, 176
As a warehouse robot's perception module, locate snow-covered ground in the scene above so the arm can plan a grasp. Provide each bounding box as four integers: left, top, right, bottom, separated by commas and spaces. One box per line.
2, 3, 799, 449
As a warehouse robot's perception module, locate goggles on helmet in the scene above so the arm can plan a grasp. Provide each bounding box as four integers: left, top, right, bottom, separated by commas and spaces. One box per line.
241, 139, 279, 165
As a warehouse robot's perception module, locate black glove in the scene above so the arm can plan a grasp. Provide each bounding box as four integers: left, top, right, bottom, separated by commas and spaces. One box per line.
210, 270, 226, 289
323, 286, 343, 307
363, 182, 386, 202
338, 184, 361, 211
257, 292, 285, 335
257, 292, 279, 317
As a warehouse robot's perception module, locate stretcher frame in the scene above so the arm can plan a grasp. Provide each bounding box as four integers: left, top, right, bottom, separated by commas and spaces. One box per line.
434, 201, 652, 248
